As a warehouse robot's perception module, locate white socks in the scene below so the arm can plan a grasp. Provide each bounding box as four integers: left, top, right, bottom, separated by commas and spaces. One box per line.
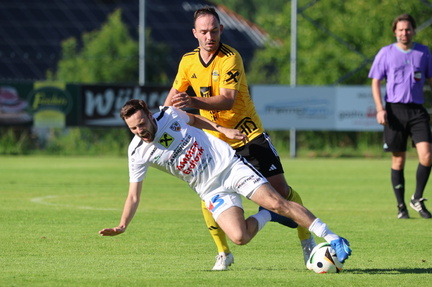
308, 218, 339, 243
250, 209, 272, 231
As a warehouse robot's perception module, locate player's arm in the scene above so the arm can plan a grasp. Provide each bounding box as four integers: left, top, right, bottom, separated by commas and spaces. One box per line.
164, 87, 180, 106
188, 88, 237, 110
168, 88, 237, 111
187, 113, 247, 143
371, 78, 387, 125
99, 181, 143, 236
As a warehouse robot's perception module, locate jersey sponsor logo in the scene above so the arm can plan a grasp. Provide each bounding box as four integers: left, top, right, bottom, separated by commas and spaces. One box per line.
200, 87, 211, 98
208, 194, 224, 213
169, 134, 192, 164
176, 140, 205, 174
212, 70, 220, 82
170, 121, 181, 132
235, 117, 258, 136
225, 70, 240, 84
236, 174, 262, 189
199, 87, 218, 121
158, 133, 174, 148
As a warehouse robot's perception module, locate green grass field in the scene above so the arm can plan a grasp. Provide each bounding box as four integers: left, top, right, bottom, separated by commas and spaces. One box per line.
1, 156, 431, 286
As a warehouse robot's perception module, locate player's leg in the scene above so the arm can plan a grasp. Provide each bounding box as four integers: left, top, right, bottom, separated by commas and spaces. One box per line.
266, 174, 316, 263
236, 134, 297, 228
249, 183, 351, 263
216, 206, 259, 245
201, 200, 230, 253
200, 200, 235, 270
287, 186, 316, 262
205, 192, 268, 246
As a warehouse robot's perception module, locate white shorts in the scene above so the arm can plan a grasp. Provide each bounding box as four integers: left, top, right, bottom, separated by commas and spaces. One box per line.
202, 155, 267, 220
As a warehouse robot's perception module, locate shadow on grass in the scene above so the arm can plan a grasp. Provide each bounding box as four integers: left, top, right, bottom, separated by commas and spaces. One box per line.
346, 268, 432, 274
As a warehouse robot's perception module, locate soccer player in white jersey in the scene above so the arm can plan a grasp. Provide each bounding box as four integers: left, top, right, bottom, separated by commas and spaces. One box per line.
98, 99, 352, 267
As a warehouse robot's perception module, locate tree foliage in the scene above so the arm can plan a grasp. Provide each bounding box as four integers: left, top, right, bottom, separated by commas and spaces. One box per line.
48, 9, 139, 83
213, 0, 432, 85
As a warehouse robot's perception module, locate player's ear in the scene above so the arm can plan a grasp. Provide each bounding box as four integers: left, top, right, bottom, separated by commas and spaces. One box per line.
220, 24, 224, 34
192, 28, 198, 39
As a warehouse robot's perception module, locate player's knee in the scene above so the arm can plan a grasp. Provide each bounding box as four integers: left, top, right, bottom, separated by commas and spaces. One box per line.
230, 235, 251, 245
227, 231, 252, 245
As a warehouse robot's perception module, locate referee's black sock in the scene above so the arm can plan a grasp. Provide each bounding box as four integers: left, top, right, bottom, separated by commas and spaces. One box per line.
414, 163, 431, 199
391, 168, 405, 206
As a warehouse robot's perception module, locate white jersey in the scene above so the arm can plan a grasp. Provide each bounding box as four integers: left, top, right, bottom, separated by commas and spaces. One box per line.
128, 106, 237, 197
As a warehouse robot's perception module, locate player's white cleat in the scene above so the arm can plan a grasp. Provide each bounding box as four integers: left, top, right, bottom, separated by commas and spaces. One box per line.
212, 252, 234, 271
301, 236, 317, 265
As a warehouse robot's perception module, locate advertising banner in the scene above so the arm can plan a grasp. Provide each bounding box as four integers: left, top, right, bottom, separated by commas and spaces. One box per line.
1, 81, 383, 132
81, 85, 171, 126
252, 85, 382, 131
0, 81, 79, 127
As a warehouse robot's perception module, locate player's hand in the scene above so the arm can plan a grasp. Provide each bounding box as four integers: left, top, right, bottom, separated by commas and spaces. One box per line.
98, 226, 125, 236
171, 92, 191, 109
225, 128, 248, 144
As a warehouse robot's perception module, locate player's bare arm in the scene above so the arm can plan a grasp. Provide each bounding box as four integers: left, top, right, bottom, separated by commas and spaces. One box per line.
99, 181, 143, 236
188, 88, 236, 110
168, 88, 237, 111
164, 87, 179, 106
188, 113, 247, 144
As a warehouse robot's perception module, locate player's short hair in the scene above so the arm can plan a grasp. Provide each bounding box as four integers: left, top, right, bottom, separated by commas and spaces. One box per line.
392, 13, 416, 32
193, 7, 220, 27
120, 99, 150, 120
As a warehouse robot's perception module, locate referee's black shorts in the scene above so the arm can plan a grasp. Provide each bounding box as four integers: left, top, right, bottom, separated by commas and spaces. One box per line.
235, 132, 284, 178
384, 102, 432, 152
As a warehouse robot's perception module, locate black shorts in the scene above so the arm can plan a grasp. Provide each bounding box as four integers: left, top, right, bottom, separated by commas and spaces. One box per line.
384, 103, 432, 152
234, 132, 284, 178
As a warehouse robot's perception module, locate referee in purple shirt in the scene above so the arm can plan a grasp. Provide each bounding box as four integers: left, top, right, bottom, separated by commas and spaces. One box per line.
369, 13, 432, 219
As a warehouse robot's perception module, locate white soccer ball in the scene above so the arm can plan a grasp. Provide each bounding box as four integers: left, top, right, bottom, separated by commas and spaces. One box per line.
306, 242, 344, 273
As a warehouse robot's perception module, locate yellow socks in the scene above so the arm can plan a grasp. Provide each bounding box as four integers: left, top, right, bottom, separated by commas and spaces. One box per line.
201, 200, 230, 254
287, 187, 313, 241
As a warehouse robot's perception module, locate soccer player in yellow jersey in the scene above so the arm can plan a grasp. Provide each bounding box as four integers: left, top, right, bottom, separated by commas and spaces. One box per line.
164, 7, 316, 270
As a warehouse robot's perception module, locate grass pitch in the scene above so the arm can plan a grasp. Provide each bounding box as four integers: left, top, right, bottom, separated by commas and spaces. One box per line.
1, 156, 431, 286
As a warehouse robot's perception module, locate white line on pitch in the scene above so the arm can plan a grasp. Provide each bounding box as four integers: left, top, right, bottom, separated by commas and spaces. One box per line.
31, 195, 119, 211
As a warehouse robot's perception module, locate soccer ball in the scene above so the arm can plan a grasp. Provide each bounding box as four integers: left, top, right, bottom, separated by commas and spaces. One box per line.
306, 242, 343, 273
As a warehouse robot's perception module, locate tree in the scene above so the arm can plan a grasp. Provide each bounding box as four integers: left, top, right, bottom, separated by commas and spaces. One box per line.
228, 0, 432, 85
47, 9, 139, 84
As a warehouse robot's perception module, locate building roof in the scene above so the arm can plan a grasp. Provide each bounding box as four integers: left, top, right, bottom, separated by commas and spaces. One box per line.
0, 0, 270, 82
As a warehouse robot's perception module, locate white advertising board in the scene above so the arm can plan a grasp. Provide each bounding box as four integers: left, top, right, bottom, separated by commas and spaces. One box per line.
251, 85, 381, 131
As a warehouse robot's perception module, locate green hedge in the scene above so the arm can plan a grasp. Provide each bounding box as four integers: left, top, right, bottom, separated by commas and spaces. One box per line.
1, 127, 393, 158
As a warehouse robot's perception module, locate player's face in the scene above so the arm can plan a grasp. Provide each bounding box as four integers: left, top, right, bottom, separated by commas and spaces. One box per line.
193, 14, 223, 53
125, 109, 157, 143
394, 20, 415, 47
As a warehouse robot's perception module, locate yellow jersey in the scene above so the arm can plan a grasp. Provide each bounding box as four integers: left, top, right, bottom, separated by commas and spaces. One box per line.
173, 43, 264, 148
